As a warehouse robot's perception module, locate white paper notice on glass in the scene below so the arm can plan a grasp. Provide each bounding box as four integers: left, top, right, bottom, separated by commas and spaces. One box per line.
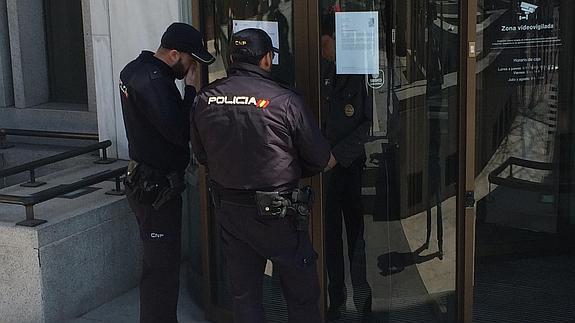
335, 12, 379, 74
232, 20, 280, 65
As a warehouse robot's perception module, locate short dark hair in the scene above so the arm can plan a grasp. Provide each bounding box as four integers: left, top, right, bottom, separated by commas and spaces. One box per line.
231, 52, 267, 65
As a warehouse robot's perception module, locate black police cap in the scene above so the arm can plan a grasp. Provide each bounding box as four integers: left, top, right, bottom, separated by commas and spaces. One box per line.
230, 28, 279, 59
161, 22, 215, 64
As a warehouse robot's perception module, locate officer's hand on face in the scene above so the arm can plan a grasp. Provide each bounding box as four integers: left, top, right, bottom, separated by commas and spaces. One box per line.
184, 61, 197, 86
324, 153, 337, 172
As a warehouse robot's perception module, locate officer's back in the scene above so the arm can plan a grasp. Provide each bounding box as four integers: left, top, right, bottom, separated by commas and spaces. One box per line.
192, 31, 331, 191
190, 28, 331, 323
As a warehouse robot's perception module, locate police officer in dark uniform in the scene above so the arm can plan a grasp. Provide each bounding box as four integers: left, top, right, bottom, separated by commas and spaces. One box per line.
320, 15, 374, 322
191, 28, 336, 323
119, 22, 214, 323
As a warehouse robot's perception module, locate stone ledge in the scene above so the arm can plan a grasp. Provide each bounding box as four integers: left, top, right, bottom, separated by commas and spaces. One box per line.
0, 163, 142, 323
0, 107, 97, 131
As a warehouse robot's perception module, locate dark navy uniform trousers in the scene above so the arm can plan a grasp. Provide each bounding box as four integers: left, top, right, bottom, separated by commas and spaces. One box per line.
127, 192, 182, 323
215, 199, 322, 323
324, 157, 372, 315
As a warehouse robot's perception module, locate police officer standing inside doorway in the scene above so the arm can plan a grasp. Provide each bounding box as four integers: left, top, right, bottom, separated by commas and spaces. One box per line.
320, 14, 373, 322
119, 23, 214, 323
191, 28, 336, 323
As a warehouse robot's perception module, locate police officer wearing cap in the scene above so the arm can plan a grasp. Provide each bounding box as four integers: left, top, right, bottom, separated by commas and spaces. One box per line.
320, 15, 374, 322
119, 22, 214, 323
191, 28, 336, 323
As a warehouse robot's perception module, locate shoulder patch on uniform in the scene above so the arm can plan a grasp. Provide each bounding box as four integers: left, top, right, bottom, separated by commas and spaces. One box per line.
119, 80, 129, 98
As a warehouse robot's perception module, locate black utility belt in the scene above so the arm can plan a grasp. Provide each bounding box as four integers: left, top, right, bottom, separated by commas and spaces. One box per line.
216, 185, 311, 213
212, 185, 314, 231
218, 190, 259, 206
124, 160, 185, 210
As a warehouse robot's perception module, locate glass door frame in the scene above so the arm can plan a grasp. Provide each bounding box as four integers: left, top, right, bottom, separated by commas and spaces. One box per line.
191, 0, 478, 322
458, 0, 477, 322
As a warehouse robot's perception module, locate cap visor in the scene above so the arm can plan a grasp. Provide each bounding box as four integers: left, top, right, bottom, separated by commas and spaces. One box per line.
190, 48, 216, 65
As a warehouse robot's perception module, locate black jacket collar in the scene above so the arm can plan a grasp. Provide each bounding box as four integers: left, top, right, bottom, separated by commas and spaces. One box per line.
139, 51, 176, 80
228, 62, 273, 81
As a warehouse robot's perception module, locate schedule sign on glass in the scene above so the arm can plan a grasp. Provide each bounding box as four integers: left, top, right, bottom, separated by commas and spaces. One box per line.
335, 12, 379, 75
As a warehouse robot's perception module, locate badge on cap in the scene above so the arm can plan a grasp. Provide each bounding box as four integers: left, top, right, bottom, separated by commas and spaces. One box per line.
344, 104, 355, 117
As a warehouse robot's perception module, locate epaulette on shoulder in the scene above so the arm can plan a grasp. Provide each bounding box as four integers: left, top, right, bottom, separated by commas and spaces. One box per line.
149, 69, 162, 80
145, 64, 163, 80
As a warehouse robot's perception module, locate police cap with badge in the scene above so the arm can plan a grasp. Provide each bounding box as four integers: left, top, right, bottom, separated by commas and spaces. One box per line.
229, 28, 279, 62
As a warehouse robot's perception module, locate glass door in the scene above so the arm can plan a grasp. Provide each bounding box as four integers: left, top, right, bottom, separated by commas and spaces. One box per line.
195, 0, 470, 322
473, 0, 575, 321
317, 0, 461, 321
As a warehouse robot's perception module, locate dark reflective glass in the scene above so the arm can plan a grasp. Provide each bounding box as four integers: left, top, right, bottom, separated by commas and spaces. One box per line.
202, 0, 460, 322
474, 0, 575, 322
320, 0, 459, 322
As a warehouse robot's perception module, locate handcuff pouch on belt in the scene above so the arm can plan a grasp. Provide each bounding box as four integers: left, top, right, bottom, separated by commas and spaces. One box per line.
255, 191, 290, 218
255, 186, 314, 231
124, 161, 185, 210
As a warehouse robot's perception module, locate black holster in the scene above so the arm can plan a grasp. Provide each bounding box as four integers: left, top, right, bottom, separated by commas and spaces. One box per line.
254, 186, 314, 231
289, 186, 314, 231
124, 161, 185, 210
152, 171, 186, 210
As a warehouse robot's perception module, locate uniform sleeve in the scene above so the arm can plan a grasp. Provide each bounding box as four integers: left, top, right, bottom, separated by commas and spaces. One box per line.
134, 79, 193, 147
331, 84, 372, 167
190, 96, 207, 166
286, 94, 331, 177
183, 85, 197, 109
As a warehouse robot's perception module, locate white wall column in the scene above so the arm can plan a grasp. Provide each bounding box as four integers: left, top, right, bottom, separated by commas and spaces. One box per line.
88, 0, 181, 159
0, 0, 14, 108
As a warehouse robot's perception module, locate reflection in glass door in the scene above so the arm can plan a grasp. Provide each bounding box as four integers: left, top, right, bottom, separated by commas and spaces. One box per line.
319, 0, 459, 322
473, 0, 575, 321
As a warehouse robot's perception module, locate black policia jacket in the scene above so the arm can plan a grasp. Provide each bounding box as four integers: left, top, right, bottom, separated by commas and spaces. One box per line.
119, 51, 195, 172
191, 62, 331, 191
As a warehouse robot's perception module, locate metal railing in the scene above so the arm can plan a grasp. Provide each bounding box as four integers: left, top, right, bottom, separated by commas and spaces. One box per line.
0, 140, 116, 187
488, 157, 554, 194
0, 139, 126, 227
0, 128, 99, 149
0, 167, 126, 227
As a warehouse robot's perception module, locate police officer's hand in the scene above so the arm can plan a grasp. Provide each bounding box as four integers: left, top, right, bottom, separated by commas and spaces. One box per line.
324, 153, 337, 171
185, 61, 197, 86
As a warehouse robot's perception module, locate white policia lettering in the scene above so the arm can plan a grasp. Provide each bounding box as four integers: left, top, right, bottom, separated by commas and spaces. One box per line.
208, 96, 257, 105
207, 96, 270, 108
150, 233, 165, 238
